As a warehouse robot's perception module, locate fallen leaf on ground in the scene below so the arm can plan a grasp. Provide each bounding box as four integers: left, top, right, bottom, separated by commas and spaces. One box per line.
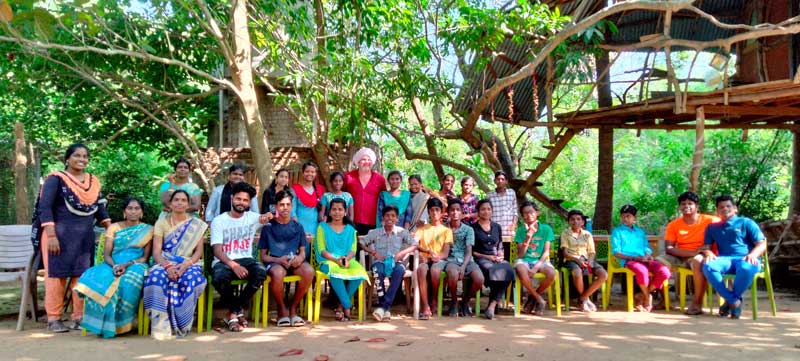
517, 353, 524, 357
314, 355, 330, 361
366, 337, 386, 343
278, 349, 304, 357
397, 341, 412, 347
781, 308, 792, 312
345, 336, 360, 343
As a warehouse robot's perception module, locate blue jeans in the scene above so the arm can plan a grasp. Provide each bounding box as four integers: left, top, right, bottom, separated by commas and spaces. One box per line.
372, 262, 406, 310
702, 256, 762, 305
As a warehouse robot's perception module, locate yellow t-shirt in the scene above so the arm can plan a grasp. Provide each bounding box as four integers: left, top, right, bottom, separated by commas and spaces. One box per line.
664, 214, 720, 251
560, 228, 595, 259
414, 223, 453, 257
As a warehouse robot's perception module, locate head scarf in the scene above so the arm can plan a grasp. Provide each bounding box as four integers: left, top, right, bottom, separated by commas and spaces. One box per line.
352, 147, 377, 168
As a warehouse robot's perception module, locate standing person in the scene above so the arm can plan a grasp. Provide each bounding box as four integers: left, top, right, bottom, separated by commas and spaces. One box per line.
143, 190, 206, 340
360, 205, 418, 322
486, 171, 517, 237
344, 147, 386, 235
561, 210, 607, 312
429, 174, 457, 205
259, 190, 314, 327
32, 143, 111, 333
414, 198, 452, 320
444, 199, 484, 317
513, 201, 556, 316
315, 199, 369, 321
206, 164, 259, 222
460, 176, 479, 225
376, 171, 413, 229
471, 200, 514, 320
319, 171, 354, 220
74, 198, 152, 338
407, 174, 429, 233
158, 157, 202, 220
656, 191, 719, 315
291, 162, 326, 257
210, 183, 270, 332
701, 195, 767, 319
611, 205, 671, 313
260, 169, 292, 216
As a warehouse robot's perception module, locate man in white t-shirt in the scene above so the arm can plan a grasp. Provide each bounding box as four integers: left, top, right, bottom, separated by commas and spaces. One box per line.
211, 182, 270, 332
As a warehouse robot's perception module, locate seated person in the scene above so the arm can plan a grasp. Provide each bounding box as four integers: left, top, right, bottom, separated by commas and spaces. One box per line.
611, 205, 671, 313
701, 195, 767, 319
513, 201, 556, 316
471, 199, 515, 320
444, 199, 484, 317
414, 197, 453, 320
210, 182, 269, 331
259, 190, 314, 327
360, 205, 418, 322
560, 210, 607, 312
655, 191, 719, 315
315, 198, 370, 322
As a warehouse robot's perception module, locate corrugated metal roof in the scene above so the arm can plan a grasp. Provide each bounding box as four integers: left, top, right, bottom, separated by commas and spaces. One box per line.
455, 0, 749, 124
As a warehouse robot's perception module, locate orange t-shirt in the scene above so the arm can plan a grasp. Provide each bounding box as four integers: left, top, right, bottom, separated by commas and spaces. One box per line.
664, 214, 720, 251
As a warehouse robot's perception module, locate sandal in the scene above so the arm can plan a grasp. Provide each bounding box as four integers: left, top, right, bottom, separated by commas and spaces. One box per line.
277, 316, 292, 327
48, 320, 69, 333
290, 315, 305, 327
225, 317, 244, 332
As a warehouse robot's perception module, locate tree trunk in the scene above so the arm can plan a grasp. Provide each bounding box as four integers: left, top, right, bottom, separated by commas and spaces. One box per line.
412, 97, 445, 180
594, 51, 614, 232
311, 0, 332, 184
13, 122, 30, 224
230, 0, 273, 190
790, 129, 800, 216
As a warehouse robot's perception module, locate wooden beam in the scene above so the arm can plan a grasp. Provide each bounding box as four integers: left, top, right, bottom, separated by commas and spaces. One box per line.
702, 105, 800, 117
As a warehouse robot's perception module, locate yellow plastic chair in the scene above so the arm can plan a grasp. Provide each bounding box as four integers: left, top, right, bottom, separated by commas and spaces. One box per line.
437, 270, 481, 317
360, 249, 420, 319
261, 274, 313, 327
510, 236, 561, 316
559, 236, 607, 311
674, 265, 711, 312
603, 245, 670, 312
204, 278, 261, 331
707, 253, 777, 320
311, 239, 365, 322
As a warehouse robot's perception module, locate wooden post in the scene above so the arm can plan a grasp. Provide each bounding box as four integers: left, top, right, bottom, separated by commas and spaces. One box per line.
594, 51, 614, 232
689, 107, 705, 192
790, 127, 800, 216
13, 122, 30, 224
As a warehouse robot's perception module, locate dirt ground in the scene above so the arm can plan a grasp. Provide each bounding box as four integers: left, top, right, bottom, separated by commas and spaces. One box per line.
3, 287, 800, 361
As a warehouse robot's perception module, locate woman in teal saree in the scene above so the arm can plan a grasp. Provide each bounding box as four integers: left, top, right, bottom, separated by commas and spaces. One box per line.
74, 198, 153, 338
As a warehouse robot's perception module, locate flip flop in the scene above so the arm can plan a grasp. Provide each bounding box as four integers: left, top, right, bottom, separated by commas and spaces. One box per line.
277, 316, 291, 327
290, 315, 305, 327
278, 349, 303, 357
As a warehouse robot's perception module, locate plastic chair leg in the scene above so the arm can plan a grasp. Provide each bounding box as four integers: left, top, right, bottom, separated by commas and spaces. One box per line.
751, 278, 758, 320
262, 280, 270, 327
313, 277, 323, 323
554, 271, 562, 317
514, 278, 521, 317
625, 273, 634, 312
679, 271, 687, 311
358, 282, 364, 321
203, 282, 212, 332
253, 288, 262, 326
662, 279, 670, 312
436, 272, 445, 318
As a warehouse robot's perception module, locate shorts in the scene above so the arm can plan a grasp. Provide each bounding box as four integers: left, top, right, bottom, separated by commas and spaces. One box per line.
446, 260, 481, 275
514, 259, 554, 271
656, 254, 702, 268
564, 259, 604, 275
420, 260, 449, 271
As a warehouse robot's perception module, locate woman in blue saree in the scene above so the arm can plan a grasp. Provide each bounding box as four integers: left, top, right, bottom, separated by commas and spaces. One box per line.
143, 190, 207, 340
74, 197, 153, 338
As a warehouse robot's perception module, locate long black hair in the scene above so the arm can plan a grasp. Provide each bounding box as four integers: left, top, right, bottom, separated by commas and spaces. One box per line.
268, 169, 291, 192
326, 198, 354, 227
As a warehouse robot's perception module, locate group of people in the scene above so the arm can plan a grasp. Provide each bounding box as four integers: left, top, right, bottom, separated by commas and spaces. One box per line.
33, 144, 768, 340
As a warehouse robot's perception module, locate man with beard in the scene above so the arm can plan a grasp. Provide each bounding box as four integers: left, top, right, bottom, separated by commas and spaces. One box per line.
210, 182, 270, 332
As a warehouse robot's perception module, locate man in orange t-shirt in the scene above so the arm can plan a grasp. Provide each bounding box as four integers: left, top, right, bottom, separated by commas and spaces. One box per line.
656, 191, 720, 315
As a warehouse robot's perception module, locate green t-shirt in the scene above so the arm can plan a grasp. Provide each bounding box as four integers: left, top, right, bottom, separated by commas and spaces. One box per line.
514, 222, 554, 263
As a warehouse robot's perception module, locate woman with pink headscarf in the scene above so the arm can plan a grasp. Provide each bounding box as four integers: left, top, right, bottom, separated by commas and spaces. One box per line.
344, 147, 386, 235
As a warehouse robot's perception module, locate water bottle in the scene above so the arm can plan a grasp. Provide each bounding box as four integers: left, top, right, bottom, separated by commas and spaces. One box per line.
586, 218, 593, 233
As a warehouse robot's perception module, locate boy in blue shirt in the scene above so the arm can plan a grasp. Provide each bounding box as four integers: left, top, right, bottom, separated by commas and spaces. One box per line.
701, 195, 766, 319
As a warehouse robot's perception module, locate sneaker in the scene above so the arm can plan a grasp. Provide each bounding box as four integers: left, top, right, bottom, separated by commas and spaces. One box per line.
69, 318, 82, 331
382, 310, 391, 321
372, 307, 385, 322
48, 320, 69, 333
730, 299, 743, 319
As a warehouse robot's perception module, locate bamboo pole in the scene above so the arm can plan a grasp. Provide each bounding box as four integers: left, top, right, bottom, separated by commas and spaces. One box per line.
690, 107, 705, 192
